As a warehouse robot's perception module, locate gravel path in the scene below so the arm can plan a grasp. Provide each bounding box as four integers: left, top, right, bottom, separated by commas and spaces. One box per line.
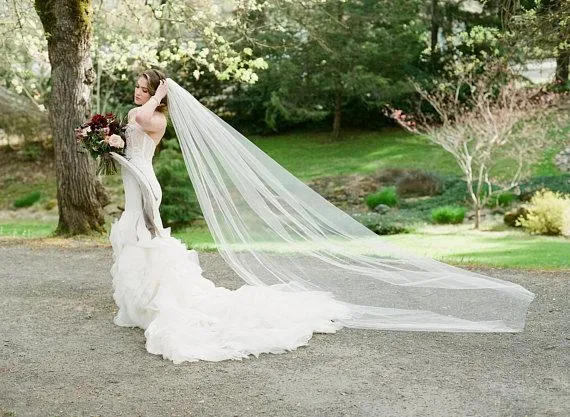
0, 243, 568, 417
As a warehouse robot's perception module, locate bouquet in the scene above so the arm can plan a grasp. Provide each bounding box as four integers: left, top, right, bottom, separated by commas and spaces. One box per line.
75, 113, 126, 175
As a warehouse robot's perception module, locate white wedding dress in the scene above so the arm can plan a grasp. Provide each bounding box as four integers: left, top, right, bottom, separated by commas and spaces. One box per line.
109, 120, 353, 364
106, 79, 534, 363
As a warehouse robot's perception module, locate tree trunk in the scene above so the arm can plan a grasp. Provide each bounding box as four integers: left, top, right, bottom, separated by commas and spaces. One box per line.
158, 0, 170, 47
35, 0, 107, 235
466, 180, 481, 229
430, 0, 439, 54
499, 0, 519, 29
332, 94, 342, 139
475, 205, 481, 229
555, 49, 570, 84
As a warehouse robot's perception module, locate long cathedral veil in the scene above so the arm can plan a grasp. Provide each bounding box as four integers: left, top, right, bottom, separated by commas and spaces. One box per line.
166, 78, 534, 332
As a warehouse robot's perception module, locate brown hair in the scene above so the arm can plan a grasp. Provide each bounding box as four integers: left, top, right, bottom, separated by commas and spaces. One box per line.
138, 68, 168, 113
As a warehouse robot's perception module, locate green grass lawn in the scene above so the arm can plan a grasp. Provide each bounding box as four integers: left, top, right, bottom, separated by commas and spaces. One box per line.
0, 221, 58, 238
174, 225, 570, 270
245, 127, 567, 181
0, 180, 57, 210
247, 129, 460, 180
2, 127, 566, 210
1, 220, 568, 269
384, 228, 570, 270
2, 126, 568, 270
173, 223, 570, 270
164, 223, 570, 270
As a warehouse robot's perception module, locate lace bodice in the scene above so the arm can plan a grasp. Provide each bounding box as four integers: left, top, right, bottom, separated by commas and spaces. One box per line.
125, 122, 157, 163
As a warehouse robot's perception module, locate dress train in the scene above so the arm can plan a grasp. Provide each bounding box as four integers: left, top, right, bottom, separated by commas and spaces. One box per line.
109, 122, 352, 363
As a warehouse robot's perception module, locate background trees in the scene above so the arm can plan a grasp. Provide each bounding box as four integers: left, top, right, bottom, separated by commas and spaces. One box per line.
513, 0, 570, 85
391, 60, 562, 228
2, 0, 274, 235
244, 0, 425, 138
224, 0, 427, 135
1, 0, 567, 233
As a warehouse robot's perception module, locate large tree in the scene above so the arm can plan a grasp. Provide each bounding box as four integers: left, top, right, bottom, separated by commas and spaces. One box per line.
226, 0, 425, 137
34, 0, 107, 235
4, 0, 272, 235
509, 0, 570, 84
538, 0, 570, 83
299, 0, 425, 138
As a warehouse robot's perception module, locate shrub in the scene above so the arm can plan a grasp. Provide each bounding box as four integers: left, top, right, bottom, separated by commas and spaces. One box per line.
564, 209, 570, 237
155, 140, 202, 228
487, 192, 518, 208
18, 142, 44, 162
43, 199, 57, 210
517, 189, 570, 236
497, 192, 517, 206
519, 174, 570, 199
13, 191, 41, 208
365, 186, 399, 209
352, 211, 421, 235
504, 207, 528, 227
395, 170, 443, 197
430, 205, 466, 224
364, 222, 412, 235
400, 176, 469, 214
374, 168, 409, 184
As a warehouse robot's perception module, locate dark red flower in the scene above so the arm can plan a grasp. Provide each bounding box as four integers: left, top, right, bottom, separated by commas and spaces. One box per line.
89, 114, 107, 127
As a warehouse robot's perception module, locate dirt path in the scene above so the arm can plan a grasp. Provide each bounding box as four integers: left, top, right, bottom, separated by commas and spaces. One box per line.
0, 243, 568, 417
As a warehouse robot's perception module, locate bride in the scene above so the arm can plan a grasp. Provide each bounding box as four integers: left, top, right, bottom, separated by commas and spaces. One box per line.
109, 69, 535, 364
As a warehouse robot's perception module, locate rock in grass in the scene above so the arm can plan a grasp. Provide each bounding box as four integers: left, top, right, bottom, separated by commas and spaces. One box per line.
373, 204, 391, 214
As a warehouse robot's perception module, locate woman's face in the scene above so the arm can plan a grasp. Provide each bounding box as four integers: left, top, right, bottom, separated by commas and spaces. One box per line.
134, 76, 151, 106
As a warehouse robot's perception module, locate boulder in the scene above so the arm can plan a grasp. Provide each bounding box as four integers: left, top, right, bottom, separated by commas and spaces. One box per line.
504, 207, 529, 227
373, 204, 391, 214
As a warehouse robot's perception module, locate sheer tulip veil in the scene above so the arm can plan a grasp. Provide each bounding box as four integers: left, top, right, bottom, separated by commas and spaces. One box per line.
107, 78, 535, 363
165, 78, 534, 333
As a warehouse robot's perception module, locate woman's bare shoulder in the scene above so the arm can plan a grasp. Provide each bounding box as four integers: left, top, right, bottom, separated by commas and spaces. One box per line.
127, 107, 138, 122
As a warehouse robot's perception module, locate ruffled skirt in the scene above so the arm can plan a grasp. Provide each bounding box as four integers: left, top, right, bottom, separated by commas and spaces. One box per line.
109, 209, 352, 363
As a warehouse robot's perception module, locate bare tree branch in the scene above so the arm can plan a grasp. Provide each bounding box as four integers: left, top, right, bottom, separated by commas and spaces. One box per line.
389, 62, 565, 228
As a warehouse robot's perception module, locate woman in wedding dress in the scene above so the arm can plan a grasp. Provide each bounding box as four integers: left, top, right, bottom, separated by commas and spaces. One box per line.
109, 69, 352, 364
109, 69, 535, 364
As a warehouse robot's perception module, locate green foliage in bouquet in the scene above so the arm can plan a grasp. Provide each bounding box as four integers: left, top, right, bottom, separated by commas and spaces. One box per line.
75, 113, 126, 175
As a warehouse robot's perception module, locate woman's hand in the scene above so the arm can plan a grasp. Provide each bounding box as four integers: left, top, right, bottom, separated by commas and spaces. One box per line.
154, 79, 168, 102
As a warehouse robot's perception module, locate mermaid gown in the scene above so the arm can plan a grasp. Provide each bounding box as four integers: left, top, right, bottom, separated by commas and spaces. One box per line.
109, 121, 352, 363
